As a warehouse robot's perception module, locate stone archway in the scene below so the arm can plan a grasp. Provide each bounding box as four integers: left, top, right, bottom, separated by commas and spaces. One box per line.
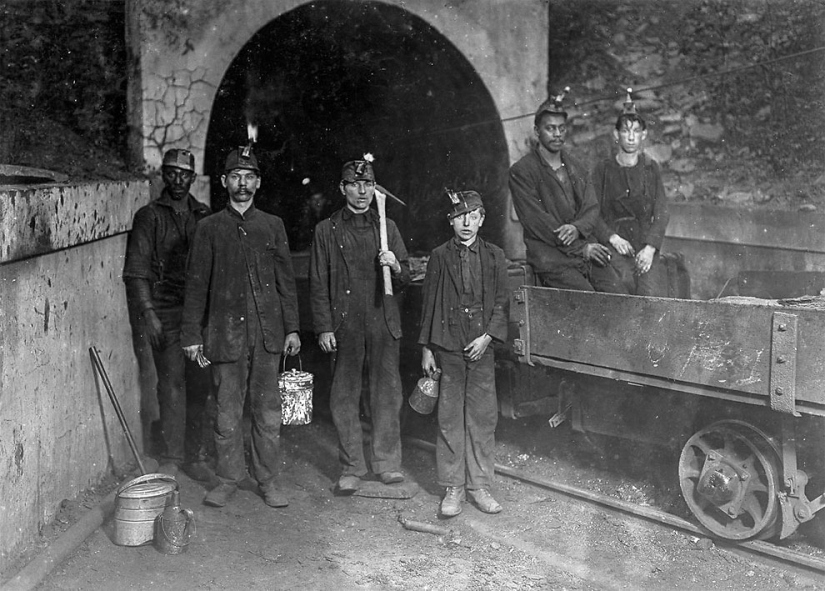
207, 1, 514, 253
128, 0, 547, 256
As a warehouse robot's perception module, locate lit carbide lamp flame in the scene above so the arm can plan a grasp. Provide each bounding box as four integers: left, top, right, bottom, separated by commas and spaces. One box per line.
243, 123, 258, 158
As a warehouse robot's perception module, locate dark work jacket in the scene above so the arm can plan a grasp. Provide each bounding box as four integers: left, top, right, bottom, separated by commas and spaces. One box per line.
122, 190, 211, 312
592, 154, 670, 252
417, 237, 509, 352
309, 207, 410, 338
180, 204, 300, 362
509, 147, 601, 273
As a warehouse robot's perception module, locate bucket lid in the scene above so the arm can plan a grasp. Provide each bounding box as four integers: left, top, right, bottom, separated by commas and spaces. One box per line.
117, 473, 178, 499
119, 480, 176, 499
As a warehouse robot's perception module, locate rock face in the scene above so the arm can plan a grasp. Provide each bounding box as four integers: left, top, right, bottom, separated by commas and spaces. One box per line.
2, 0, 825, 212
546, 0, 825, 210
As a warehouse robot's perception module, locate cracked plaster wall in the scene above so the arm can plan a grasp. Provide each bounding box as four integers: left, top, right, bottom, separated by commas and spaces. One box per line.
128, 0, 548, 217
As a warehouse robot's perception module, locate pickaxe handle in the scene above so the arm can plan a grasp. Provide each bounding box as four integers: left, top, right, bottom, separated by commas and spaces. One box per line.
375, 191, 393, 296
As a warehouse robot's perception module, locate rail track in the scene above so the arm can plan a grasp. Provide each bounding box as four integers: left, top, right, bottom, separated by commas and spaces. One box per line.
403, 434, 825, 581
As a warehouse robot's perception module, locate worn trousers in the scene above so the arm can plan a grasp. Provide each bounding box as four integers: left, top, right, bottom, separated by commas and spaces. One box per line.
330, 320, 403, 477
211, 328, 282, 488
611, 253, 666, 296
536, 258, 628, 294
152, 307, 213, 465
435, 347, 498, 490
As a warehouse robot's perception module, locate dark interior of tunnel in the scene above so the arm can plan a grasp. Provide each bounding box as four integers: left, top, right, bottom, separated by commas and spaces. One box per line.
205, 0, 510, 254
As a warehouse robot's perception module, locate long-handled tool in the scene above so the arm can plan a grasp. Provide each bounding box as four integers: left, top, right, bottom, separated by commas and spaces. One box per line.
89, 346, 147, 474
374, 184, 407, 297
374, 190, 393, 296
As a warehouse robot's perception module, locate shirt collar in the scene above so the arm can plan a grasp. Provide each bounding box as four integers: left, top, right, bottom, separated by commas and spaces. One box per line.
453, 236, 479, 252
157, 189, 206, 212
341, 207, 377, 222
225, 202, 257, 220
157, 188, 187, 207
537, 144, 567, 170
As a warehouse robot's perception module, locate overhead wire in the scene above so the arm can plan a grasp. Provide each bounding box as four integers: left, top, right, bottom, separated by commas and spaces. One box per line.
389, 44, 825, 145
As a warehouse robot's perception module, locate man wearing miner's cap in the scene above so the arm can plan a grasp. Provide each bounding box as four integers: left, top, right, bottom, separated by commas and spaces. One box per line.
418, 190, 509, 517
123, 148, 214, 481
310, 155, 411, 493
181, 146, 301, 509
593, 89, 671, 296
509, 91, 627, 293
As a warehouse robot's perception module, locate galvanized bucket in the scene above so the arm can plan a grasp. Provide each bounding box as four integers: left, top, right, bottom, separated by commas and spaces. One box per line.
113, 473, 178, 546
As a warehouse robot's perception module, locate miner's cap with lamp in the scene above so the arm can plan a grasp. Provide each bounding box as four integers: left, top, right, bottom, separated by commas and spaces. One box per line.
162, 149, 195, 172
622, 87, 638, 116
616, 87, 647, 129
446, 188, 484, 219
534, 86, 571, 125
224, 146, 260, 173
341, 153, 376, 182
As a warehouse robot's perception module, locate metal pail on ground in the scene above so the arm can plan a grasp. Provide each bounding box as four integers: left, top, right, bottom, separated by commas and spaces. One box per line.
113, 473, 178, 546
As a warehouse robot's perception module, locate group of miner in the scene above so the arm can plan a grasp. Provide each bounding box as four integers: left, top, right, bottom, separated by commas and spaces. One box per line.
123, 89, 670, 517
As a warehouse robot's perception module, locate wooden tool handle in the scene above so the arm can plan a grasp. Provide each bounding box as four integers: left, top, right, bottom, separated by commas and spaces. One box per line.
375, 191, 393, 296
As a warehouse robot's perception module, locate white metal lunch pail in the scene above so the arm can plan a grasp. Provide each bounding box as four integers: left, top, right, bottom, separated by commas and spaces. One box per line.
278, 355, 313, 425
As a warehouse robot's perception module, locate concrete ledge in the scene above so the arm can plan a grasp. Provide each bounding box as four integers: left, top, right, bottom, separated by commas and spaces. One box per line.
0, 180, 149, 264
667, 203, 825, 254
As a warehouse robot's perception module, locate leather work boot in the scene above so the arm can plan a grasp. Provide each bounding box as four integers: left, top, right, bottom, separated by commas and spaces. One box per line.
380, 471, 405, 485
440, 486, 466, 517
183, 461, 217, 484
468, 488, 502, 514
203, 483, 238, 507
262, 484, 289, 508
336, 474, 361, 494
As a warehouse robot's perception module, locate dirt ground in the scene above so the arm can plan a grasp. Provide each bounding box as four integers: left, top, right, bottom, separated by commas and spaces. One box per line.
17, 410, 825, 591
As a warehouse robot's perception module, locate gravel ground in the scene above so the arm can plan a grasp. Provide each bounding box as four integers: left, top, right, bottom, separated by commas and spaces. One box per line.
11, 411, 825, 591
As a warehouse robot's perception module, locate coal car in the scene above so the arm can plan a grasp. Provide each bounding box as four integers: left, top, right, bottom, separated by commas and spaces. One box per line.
510, 273, 825, 542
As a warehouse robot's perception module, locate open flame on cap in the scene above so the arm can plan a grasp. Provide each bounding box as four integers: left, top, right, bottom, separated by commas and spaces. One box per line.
243, 123, 258, 158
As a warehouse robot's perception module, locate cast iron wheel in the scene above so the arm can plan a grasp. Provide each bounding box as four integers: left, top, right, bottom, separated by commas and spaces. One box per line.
679, 420, 780, 541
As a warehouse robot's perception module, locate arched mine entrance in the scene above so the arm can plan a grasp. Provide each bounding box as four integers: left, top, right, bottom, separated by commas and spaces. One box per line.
205, 0, 510, 255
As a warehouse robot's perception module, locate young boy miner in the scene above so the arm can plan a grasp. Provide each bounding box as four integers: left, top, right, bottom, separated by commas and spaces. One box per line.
418, 190, 509, 517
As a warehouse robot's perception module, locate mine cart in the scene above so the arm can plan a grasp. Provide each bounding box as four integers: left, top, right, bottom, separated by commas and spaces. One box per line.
514, 286, 825, 542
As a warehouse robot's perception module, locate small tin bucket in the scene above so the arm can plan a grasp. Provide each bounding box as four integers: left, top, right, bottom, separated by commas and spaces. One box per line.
409, 371, 441, 415
279, 355, 313, 426
113, 473, 178, 546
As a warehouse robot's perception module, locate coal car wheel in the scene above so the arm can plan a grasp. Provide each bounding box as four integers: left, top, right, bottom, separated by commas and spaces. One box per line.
679, 421, 780, 541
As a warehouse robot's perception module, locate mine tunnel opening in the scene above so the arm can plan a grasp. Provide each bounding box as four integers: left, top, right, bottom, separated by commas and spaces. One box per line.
205, 0, 510, 255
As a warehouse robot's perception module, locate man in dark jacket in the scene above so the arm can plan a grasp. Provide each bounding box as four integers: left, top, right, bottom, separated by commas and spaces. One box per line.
509, 92, 626, 293
309, 156, 410, 493
122, 148, 214, 480
181, 146, 301, 509
418, 190, 509, 517
593, 90, 670, 296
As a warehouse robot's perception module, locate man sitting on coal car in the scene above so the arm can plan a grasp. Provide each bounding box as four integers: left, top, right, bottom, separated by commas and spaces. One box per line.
592, 89, 670, 296
509, 90, 627, 293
